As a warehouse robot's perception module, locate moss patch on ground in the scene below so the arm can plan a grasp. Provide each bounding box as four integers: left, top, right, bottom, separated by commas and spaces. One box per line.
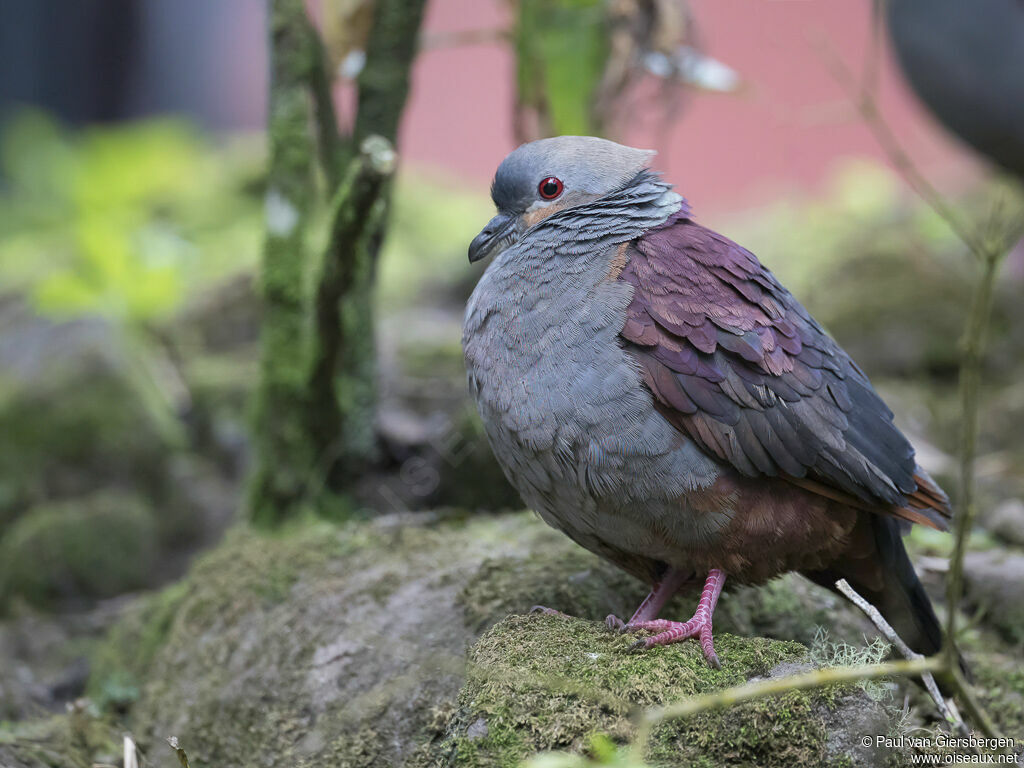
0, 492, 159, 610
0, 710, 122, 768
436, 614, 888, 768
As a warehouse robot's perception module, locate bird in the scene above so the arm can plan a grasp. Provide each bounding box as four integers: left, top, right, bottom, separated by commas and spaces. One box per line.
463, 136, 953, 669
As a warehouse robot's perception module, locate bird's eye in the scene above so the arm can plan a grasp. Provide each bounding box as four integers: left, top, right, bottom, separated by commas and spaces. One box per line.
538, 176, 564, 200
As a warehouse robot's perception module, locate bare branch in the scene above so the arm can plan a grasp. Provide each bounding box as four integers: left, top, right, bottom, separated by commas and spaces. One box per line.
835, 578, 965, 734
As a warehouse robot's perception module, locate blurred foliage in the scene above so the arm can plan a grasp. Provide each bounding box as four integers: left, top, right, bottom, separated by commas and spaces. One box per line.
511, 0, 737, 140
0, 350, 167, 528
0, 110, 264, 447
515, 0, 610, 137
0, 110, 263, 323
523, 735, 649, 767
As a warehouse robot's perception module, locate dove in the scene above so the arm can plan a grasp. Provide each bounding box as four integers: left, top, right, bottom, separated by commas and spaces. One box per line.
463, 136, 951, 668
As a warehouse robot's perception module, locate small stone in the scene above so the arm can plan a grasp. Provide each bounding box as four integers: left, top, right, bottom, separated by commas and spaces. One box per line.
984, 498, 1024, 547
963, 549, 1024, 643
466, 717, 489, 741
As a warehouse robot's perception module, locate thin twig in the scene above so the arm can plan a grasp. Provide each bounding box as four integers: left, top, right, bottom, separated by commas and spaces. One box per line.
944, 244, 1000, 664
835, 578, 965, 734
860, 0, 884, 102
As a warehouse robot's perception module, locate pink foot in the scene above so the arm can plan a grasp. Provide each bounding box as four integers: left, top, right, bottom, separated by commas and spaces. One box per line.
605, 567, 692, 632
621, 569, 726, 669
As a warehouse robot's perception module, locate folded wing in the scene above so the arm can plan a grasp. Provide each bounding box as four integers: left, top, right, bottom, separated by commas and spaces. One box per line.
619, 213, 951, 530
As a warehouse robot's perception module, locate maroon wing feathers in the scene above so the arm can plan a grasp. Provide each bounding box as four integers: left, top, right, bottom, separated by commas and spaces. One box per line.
619, 213, 952, 530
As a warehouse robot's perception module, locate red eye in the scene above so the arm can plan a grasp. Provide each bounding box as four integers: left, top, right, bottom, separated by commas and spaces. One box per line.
538, 176, 564, 199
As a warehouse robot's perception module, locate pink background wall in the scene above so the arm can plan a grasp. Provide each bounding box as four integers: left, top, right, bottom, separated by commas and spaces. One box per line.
394, 0, 977, 214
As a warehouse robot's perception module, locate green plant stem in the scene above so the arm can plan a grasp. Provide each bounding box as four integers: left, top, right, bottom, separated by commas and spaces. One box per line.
945, 245, 1002, 665
632, 656, 944, 756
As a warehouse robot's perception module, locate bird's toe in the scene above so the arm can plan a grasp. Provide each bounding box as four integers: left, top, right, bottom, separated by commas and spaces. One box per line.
605, 614, 626, 631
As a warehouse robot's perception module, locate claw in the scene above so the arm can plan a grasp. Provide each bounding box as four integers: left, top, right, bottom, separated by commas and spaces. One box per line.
605, 614, 625, 631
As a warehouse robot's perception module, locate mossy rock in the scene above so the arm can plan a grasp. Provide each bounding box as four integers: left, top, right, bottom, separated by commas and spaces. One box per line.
84, 511, 904, 767
88, 514, 546, 768
432, 614, 892, 768
0, 335, 169, 530
0, 492, 158, 610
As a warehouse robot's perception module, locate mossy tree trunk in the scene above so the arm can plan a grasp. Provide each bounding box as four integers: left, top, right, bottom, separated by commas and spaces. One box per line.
312, 0, 427, 492
249, 0, 427, 526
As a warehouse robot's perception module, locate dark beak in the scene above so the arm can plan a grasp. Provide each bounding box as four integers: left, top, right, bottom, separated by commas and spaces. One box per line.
468, 212, 517, 263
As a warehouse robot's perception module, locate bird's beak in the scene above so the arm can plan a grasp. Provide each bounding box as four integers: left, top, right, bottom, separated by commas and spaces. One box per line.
468, 212, 517, 263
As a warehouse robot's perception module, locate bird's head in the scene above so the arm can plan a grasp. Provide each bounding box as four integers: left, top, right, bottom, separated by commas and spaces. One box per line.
468, 136, 657, 263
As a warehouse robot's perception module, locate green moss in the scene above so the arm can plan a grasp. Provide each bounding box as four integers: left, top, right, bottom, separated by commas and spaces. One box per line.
89, 520, 364, 709
441, 614, 866, 768
459, 541, 644, 632
88, 580, 190, 710
0, 711, 122, 768
0, 492, 158, 610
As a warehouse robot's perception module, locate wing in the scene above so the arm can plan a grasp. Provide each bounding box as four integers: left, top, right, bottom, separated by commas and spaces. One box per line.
619, 213, 952, 530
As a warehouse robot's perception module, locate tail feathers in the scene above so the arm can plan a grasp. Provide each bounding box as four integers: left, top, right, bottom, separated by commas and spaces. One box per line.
892, 466, 953, 532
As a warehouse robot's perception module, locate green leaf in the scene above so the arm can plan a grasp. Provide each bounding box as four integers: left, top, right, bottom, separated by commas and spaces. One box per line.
516, 0, 610, 136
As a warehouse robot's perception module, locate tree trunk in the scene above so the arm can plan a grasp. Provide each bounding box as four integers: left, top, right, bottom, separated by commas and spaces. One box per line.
250, 0, 427, 524
310, 0, 428, 491
249, 0, 320, 526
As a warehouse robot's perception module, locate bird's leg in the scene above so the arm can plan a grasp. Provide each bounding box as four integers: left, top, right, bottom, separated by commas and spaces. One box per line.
604, 567, 691, 630
626, 569, 726, 669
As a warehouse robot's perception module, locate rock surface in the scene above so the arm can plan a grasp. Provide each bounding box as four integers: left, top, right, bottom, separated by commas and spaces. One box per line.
963, 549, 1024, 644
6, 510, 1024, 766
74, 511, 906, 768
